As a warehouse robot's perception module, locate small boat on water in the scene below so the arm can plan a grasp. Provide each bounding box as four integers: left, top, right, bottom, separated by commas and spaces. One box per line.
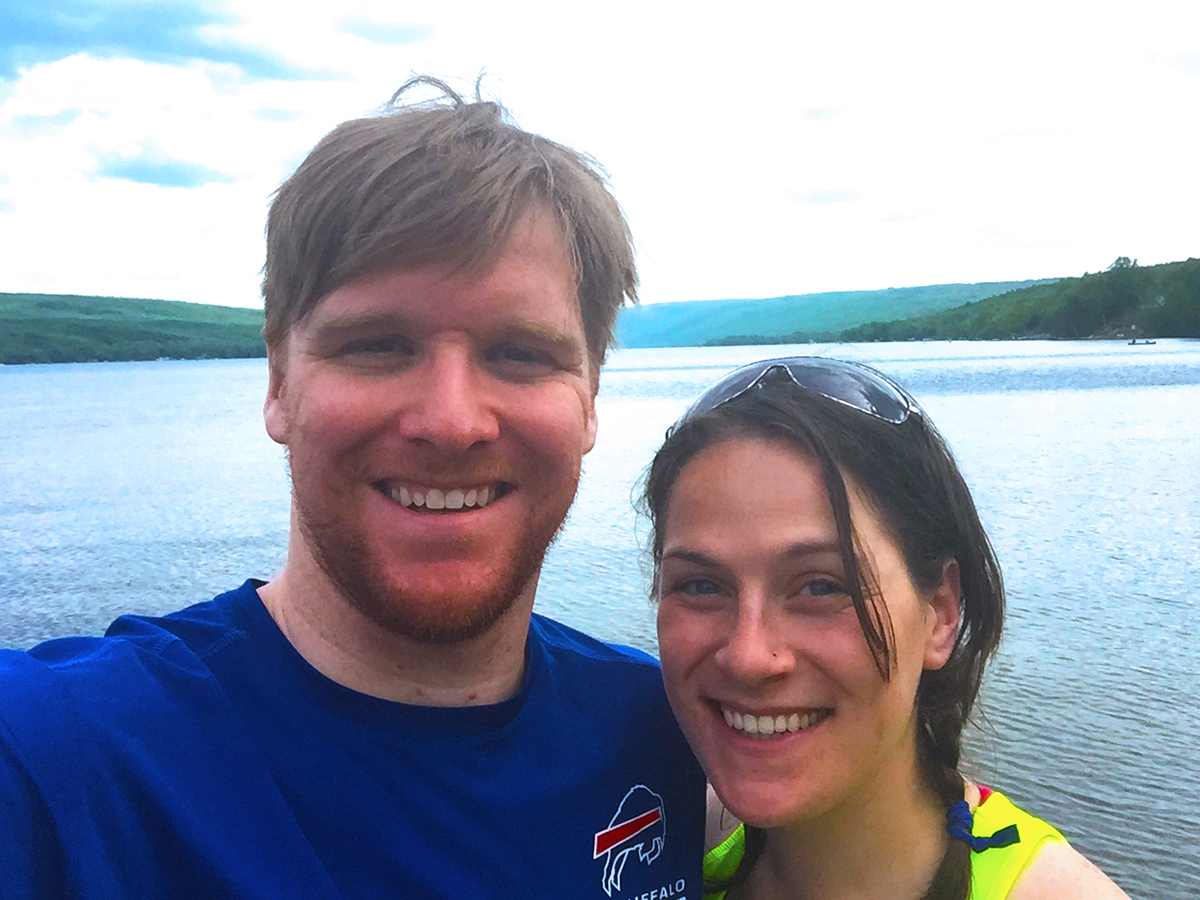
1128, 338, 1157, 345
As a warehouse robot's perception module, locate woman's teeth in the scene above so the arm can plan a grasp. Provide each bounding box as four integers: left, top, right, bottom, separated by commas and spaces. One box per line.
721, 707, 830, 738
385, 485, 497, 510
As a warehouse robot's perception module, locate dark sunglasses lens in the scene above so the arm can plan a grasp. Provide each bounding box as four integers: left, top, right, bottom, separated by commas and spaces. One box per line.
787, 361, 910, 424
682, 364, 773, 420
678, 358, 911, 428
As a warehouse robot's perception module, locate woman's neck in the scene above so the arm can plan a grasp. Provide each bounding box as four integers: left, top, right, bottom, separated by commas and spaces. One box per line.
733, 760, 953, 900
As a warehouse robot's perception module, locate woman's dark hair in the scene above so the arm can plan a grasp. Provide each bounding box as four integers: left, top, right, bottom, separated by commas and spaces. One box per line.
642, 369, 1005, 900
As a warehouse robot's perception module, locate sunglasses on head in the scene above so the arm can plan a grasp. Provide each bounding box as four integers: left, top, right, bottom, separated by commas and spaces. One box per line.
670, 356, 919, 434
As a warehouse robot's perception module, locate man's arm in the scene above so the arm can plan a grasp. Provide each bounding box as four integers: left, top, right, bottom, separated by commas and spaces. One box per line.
0, 723, 65, 898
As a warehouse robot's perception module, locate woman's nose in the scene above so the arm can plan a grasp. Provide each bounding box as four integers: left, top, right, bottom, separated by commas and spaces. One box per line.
713, 605, 794, 683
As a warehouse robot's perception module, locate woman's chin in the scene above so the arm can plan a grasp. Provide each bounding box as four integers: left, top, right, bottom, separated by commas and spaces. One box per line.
709, 779, 809, 830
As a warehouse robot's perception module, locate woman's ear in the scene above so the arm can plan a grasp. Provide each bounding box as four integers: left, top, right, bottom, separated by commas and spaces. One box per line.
923, 558, 962, 670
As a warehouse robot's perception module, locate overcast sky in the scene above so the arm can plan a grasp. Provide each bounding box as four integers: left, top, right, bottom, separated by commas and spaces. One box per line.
2, 0, 1198, 310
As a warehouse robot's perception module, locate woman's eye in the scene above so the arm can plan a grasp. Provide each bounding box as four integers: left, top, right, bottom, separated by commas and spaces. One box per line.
806, 578, 844, 597
672, 578, 725, 597
786, 577, 851, 615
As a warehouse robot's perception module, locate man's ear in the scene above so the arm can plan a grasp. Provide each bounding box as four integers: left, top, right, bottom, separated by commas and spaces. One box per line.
263, 349, 290, 446
923, 558, 962, 670
582, 399, 598, 456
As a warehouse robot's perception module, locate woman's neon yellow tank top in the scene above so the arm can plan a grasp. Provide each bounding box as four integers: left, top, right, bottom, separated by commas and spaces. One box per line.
701, 789, 1065, 900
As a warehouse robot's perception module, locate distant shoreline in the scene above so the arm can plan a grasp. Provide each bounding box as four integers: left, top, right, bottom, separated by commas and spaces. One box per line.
6, 259, 1197, 364
1, 291, 266, 366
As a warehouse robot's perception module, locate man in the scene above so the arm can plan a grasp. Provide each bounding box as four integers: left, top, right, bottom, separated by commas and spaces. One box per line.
0, 78, 705, 898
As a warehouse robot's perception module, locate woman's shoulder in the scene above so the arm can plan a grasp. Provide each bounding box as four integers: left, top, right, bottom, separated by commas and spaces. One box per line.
970, 787, 1128, 900
1006, 840, 1129, 900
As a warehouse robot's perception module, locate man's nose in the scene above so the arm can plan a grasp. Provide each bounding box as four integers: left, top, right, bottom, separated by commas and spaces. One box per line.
398, 348, 500, 454
713, 603, 794, 684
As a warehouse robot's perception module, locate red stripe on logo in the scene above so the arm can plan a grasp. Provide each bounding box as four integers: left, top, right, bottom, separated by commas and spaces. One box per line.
593, 808, 663, 857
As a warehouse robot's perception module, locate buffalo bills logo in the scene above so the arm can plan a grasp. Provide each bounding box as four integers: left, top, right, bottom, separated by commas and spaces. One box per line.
594, 785, 666, 896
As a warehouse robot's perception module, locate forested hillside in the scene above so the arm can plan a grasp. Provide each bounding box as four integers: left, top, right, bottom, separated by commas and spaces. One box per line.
5, 257, 1195, 365
0, 293, 266, 364
840, 257, 1200, 341
615, 280, 1052, 348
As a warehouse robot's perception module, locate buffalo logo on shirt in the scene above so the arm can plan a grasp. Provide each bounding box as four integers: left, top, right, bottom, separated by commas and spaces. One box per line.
593, 785, 666, 896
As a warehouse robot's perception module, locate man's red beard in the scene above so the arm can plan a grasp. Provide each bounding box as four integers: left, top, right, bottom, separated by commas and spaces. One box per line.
290, 472, 571, 645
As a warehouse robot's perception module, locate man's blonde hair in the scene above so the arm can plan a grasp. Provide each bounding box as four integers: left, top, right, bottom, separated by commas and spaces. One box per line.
262, 76, 637, 372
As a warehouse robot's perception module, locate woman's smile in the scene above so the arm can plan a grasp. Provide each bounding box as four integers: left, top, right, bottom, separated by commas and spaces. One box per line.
657, 436, 950, 828
717, 705, 834, 739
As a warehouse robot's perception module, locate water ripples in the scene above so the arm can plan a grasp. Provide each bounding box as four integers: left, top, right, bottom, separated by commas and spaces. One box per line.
3, 341, 1199, 898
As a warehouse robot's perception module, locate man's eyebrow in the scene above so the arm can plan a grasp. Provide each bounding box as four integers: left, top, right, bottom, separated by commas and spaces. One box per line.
304, 312, 581, 345
496, 321, 586, 354
306, 311, 410, 336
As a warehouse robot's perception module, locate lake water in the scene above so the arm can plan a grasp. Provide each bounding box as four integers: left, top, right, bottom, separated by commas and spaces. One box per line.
2, 340, 1198, 899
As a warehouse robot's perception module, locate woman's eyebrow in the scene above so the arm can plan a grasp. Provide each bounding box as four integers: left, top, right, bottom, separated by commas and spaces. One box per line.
782, 540, 842, 558
661, 548, 720, 567
664, 541, 840, 562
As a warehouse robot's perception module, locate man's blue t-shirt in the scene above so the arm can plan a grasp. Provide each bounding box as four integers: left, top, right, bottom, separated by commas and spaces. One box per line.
0, 580, 706, 898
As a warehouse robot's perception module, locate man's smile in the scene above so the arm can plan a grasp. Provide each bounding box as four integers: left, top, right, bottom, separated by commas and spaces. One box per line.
372, 481, 514, 512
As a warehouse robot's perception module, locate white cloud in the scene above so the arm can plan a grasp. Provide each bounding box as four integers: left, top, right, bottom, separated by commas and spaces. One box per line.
0, 0, 1197, 308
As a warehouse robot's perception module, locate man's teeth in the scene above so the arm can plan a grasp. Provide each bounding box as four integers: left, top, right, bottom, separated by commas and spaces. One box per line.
387, 485, 496, 510
721, 707, 830, 738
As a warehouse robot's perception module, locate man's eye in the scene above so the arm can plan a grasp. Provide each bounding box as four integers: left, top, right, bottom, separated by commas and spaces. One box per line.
342, 337, 412, 357
503, 346, 538, 363
489, 344, 557, 377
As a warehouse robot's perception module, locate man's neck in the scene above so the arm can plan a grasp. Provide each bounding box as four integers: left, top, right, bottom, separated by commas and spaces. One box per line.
256, 567, 534, 707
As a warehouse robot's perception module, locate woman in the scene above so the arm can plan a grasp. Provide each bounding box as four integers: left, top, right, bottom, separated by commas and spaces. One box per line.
643, 358, 1128, 900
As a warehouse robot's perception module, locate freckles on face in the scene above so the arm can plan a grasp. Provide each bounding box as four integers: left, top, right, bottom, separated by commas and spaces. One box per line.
655, 436, 948, 827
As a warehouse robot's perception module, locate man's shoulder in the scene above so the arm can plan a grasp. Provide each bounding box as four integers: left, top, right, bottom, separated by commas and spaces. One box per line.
4, 579, 258, 673
102, 578, 265, 660
0, 580, 262, 748
526, 613, 672, 722
529, 613, 658, 669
